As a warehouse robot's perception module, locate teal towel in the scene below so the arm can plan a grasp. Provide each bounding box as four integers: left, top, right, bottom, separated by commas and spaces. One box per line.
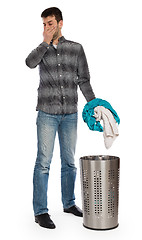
82, 98, 120, 132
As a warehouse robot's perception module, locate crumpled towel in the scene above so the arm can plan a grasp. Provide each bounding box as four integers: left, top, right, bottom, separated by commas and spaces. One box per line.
94, 106, 119, 149
82, 98, 120, 132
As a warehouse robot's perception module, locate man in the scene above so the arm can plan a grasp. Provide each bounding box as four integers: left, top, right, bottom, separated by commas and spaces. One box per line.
26, 7, 95, 229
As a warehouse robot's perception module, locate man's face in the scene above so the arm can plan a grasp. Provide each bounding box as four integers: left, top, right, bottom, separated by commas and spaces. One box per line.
42, 15, 62, 40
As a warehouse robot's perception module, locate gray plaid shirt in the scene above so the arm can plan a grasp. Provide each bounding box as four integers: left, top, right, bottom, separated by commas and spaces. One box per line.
26, 36, 95, 114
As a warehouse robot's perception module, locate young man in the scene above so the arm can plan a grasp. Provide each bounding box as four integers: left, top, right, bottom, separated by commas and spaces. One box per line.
26, 7, 95, 229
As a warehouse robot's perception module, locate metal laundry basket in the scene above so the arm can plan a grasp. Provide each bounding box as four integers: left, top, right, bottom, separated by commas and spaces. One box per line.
80, 155, 120, 230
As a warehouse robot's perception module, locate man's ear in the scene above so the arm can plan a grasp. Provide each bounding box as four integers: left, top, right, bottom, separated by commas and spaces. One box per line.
59, 20, 63, 29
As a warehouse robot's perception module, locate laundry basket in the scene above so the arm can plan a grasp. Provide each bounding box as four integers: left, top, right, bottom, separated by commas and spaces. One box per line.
80, 155, 120, 230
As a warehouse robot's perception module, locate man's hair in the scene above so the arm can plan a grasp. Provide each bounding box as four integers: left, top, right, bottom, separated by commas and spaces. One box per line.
41, 7, 63, 22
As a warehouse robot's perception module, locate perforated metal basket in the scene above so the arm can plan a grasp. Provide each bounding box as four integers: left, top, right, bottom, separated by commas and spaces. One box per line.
80, 155, 120, 230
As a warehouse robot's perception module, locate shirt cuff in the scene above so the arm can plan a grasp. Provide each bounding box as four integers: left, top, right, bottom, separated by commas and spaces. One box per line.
40, 42, 50, 48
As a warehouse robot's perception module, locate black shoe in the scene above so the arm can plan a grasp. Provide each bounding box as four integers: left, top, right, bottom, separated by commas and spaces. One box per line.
35, 213, 56, 229
64, 205, 83, 217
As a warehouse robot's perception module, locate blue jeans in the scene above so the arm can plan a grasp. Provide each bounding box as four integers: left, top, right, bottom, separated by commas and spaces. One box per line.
33, 110, 77, 216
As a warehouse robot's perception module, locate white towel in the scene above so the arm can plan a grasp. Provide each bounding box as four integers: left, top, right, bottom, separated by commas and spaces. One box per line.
94, 106, 119, 149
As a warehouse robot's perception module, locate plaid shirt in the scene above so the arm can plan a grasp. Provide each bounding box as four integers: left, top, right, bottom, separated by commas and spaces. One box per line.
26, 36, 95, 114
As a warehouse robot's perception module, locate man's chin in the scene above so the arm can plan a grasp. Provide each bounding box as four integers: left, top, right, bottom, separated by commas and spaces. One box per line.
53, 32, 60, 40
52, 35, 58, 41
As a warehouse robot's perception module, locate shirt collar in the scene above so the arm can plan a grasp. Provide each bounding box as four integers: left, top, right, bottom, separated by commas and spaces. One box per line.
50, 36, 65, 46
58, 36, 66, 43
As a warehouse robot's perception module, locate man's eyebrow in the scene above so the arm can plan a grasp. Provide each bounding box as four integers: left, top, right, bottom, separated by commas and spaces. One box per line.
43, 20, 53, 25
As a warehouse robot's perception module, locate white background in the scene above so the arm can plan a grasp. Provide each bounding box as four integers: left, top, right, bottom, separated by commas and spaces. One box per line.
0, 0, 142, 239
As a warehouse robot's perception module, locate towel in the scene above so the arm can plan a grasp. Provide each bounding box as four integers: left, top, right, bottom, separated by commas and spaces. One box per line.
94, 106, 119, 149
82, 98, 120, 132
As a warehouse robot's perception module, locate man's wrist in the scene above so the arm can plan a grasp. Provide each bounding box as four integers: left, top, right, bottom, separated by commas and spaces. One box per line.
41, 42, 50, 48
43, 40, 50, 45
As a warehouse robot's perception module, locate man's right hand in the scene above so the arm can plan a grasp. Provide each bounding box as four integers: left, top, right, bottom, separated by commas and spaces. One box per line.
43, 26, 56, 45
